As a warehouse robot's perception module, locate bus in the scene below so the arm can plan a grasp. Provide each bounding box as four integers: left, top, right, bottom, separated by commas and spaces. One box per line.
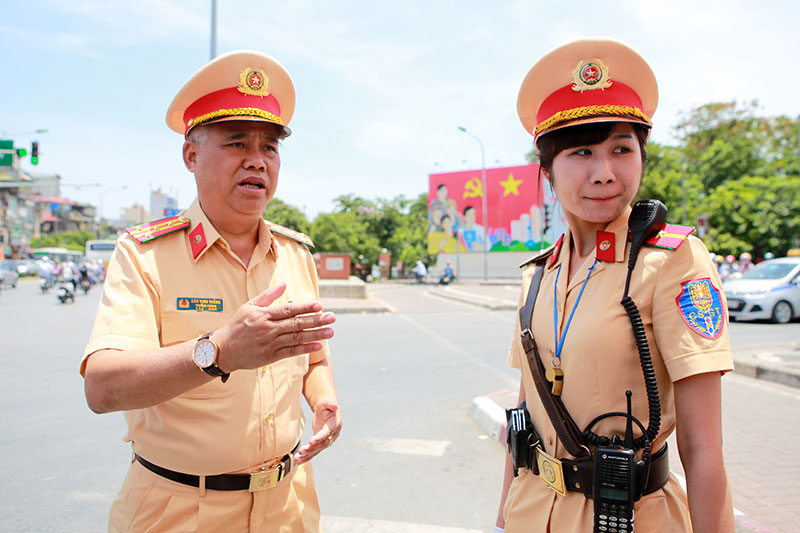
85, 239, 117, 267
31, 247, 83, 263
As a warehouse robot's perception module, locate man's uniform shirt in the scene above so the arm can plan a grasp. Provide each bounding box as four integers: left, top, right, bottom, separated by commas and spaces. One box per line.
82, 198, 328, 475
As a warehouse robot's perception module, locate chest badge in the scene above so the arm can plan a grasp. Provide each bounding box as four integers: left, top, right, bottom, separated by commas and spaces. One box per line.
177, 297, 223, 312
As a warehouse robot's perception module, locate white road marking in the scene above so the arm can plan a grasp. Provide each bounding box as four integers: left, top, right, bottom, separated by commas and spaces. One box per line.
397, 313, 518, 388
322, 516, 482, 532
423, 289, 487, 310
369, 292, 398, 313
364, 438, 450, 457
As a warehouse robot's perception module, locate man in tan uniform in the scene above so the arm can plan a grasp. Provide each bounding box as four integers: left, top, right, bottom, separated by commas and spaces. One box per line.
82, 51, 342, 532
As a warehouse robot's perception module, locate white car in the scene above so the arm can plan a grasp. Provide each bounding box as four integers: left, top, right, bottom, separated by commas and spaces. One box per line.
724, 257, 800, 324
0, 261, 20, 288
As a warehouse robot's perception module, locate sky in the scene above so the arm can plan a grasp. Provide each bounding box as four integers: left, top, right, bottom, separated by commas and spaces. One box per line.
2, 0, 799, 221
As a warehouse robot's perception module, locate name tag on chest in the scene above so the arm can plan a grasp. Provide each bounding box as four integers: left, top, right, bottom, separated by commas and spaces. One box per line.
176, 297, 223, 312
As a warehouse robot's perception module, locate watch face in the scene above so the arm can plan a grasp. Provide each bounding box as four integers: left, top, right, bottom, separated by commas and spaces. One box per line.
194, 340, 216, 367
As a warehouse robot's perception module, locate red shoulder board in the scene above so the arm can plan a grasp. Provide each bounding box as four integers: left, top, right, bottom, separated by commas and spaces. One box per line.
265, 220, 314, 248
125, 215, 190, 244
644, 224, 695, 250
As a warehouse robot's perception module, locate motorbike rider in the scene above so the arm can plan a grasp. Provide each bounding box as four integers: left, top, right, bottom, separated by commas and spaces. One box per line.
37, 257, 56, 289
412, 260, 428, 283
439, 261, 455, 285
78, 262, 97, 287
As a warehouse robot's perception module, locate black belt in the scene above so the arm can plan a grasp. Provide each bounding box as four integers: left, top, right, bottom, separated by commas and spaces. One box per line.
134, 442, 299, 492
559, 443, 670, 498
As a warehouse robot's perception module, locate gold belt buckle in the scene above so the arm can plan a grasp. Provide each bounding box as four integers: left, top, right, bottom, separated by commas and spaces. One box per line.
248, 460, 284, 492
536, 447, 567, 496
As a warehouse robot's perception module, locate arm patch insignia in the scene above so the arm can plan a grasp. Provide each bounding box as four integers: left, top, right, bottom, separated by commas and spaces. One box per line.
675, 277, 725, 339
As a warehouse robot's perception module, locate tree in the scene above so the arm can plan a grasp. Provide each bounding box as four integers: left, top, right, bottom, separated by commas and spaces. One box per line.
31, 230, 95, 252
386, 193, 436, 269
263, 197, 311, 234
310, 211, 381, 267
700, 175, 800, 258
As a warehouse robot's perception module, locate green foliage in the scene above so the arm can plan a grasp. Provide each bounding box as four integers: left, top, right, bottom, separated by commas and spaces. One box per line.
386, 193, 436, 267
311, 211, 381, 266
263, 197, 311, 234
31, 230, 95, 251
649, 101, 800, 257
700, 175, 800, 258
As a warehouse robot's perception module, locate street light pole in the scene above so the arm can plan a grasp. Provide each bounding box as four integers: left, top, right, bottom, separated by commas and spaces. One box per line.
210, 0, 218, 60
458, 126, 489, 280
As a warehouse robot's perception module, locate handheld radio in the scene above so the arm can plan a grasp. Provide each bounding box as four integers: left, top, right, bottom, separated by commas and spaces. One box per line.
592, 391, 644, 532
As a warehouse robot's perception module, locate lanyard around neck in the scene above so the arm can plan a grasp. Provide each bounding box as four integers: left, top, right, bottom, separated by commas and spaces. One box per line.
552, 258, 599, 363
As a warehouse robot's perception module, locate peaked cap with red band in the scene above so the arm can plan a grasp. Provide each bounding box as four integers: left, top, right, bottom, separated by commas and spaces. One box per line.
166, 50, 295, 138
517, 38, 657, 144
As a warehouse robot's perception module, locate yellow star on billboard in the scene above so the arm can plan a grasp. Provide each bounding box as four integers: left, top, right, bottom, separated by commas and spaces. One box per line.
500, 174, 522, 196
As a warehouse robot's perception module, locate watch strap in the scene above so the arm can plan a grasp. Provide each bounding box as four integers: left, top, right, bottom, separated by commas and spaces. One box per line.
196, 333, 230, 383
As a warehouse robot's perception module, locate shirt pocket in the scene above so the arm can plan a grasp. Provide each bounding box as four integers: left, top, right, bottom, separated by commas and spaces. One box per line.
160, 311, 236, 399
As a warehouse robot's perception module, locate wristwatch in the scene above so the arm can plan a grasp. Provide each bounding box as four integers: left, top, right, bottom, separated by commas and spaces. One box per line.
192, 332, 230, 383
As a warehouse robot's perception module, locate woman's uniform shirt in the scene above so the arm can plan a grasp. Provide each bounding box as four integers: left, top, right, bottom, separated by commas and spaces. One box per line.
503, 212, 733, 532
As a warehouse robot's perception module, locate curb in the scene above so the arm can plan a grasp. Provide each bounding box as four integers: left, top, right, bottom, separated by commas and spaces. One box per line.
321, 300, 391, 315
730, 342, 800, 389
427, 286, 518, 311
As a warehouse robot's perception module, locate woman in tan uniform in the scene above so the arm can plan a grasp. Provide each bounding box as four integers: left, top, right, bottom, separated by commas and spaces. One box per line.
495, 38, 735, 532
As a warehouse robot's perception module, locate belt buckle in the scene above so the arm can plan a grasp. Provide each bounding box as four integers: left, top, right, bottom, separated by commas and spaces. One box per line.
248, 460, 284, 492
536, 447, 567, 496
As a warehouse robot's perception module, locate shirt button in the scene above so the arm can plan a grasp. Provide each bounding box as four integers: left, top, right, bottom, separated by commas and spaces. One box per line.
264, 413, 273, 423
547, 436, 553, 446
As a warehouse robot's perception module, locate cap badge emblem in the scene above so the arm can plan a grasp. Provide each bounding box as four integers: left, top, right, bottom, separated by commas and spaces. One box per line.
238, 67, 270, 97
572, 58, 613, 92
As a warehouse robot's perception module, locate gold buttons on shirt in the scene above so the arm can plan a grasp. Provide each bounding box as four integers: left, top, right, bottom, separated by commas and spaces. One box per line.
264, 413, 273, 423
547, 436, 553, 446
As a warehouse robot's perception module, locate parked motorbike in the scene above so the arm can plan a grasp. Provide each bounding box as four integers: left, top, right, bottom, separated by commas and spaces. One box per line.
57, 282, 75, 304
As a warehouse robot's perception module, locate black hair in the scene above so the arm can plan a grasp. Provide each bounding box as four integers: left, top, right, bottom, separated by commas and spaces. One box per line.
463, 206, 475, 215
536, 122, 649, 174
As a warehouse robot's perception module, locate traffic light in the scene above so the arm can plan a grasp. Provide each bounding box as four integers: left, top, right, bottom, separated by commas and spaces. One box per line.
543, 204, 551, 234
31, 141, 39, 165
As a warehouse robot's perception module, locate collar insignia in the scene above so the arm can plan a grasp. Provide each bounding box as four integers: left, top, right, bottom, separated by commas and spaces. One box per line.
596, 231, 615, 262
189, 222, 208, 259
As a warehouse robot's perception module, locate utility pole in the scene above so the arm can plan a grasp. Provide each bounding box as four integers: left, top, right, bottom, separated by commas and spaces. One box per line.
210, 0, 217, 60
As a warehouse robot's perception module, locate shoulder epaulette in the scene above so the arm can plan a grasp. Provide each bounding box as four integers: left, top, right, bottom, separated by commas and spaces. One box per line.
265, 220, 314, 248
125, 215, 190, 244
644, 224, 695, 250
519, 243, 557, 269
